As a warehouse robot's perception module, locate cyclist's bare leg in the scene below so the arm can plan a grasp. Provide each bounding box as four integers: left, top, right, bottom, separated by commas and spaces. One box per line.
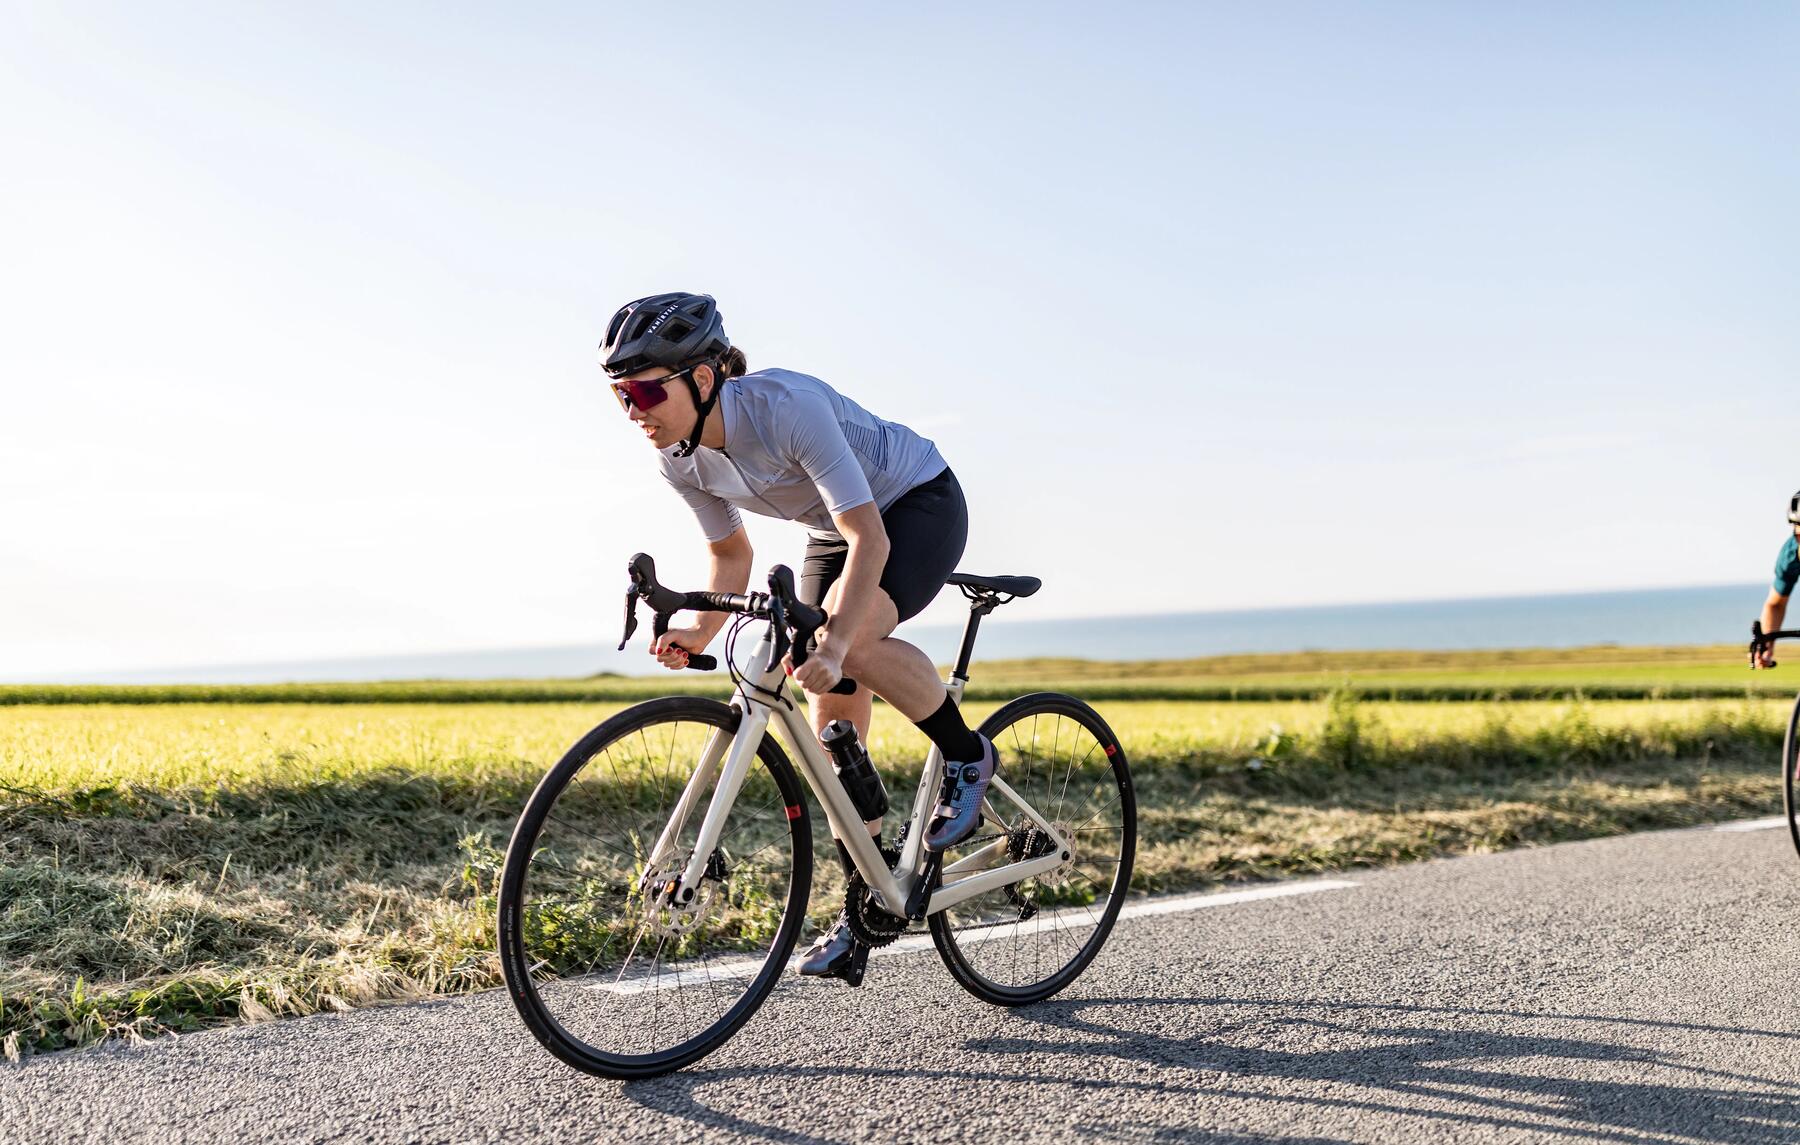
819, 583, 950, 719
810, 584, 953, 837
810, 678, 879, 838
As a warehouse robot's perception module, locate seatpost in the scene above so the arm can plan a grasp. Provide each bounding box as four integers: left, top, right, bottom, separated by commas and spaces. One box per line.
951, 597, 996, 682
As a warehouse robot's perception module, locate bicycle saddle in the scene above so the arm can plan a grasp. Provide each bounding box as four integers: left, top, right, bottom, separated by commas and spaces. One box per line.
947, 572, 1041, 598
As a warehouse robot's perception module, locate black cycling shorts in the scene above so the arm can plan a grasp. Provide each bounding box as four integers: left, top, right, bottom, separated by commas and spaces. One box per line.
799, 467, 967, 623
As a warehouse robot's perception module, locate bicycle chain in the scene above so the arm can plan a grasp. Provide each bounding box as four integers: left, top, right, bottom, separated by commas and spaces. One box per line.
841, 822, 1042, 944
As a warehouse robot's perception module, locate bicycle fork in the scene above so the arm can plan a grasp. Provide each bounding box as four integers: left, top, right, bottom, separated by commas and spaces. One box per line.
640, 712, 761, 907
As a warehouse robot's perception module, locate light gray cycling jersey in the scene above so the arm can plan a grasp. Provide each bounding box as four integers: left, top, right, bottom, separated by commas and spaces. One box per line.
658, 369, 946, 542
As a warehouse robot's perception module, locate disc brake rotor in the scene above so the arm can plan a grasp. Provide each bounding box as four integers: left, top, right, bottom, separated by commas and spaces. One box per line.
646, 878, 719, 938
643, 850, 727, 938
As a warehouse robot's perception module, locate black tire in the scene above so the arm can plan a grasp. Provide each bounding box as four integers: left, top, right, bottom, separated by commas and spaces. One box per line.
929, 692, 1135, 1006
1784, 693, 1800, 860
497, 696, 812, 1079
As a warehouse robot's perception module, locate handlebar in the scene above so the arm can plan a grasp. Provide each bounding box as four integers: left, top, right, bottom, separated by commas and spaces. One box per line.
1749, 620, 1800, 669
619, 553, 858, 695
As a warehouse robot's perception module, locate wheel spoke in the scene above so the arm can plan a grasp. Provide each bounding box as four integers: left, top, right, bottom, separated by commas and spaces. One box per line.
498, 701, 806, 1076
933, 698, 1134, 1005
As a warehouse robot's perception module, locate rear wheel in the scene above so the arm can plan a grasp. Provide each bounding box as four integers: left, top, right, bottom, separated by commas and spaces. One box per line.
929, 692, 1135, 1005
497, 697, 812, 1079
1784, 693, 1800, 860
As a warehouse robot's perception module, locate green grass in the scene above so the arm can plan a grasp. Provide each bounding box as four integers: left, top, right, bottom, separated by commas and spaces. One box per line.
4, 644, 1783, 705
1, 692, 1789, 1058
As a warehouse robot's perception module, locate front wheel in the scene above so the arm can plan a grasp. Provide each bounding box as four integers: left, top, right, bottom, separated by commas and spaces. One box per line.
1784, 692, 1800, 860
929, 692, 1136, 1005
496, 696, 812, 1079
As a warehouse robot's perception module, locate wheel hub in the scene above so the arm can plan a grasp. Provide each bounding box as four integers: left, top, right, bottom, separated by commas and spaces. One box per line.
642, 850, 727, 938
1009, 823, 1076, 888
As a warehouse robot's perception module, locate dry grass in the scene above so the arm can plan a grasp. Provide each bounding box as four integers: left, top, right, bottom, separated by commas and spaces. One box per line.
1, 693, 1787, 1057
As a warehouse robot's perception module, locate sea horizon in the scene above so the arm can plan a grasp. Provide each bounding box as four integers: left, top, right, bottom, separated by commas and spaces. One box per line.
20, 581, 1770, 686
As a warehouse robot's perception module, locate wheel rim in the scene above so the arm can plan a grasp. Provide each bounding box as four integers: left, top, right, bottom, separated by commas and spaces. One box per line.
934, 701, 1132, 997
505, 708, 803, 1068
1786, 700, 1800, 860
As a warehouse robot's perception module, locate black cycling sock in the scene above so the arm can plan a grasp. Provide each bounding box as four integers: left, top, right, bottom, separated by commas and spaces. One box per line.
914, 694, 982, 763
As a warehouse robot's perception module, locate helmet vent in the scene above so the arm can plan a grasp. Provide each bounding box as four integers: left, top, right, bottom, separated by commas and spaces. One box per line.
600, 292, 728, 379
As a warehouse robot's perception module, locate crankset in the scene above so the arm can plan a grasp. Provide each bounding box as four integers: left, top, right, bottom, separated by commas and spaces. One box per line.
844, 844, 909, 947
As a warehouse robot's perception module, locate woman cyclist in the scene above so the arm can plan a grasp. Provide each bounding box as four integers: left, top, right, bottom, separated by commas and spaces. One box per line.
600, 292, 999, 982
1750, 490, 1800, 669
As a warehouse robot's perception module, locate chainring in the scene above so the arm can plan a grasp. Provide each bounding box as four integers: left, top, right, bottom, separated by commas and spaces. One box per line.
843, 846, 909, 947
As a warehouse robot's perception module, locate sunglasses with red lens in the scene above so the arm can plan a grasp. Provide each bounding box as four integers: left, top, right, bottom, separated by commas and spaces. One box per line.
610, 367, 693, 413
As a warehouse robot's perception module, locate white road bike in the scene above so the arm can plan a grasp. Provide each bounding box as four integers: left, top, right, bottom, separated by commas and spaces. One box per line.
497, 555, 1136, 1079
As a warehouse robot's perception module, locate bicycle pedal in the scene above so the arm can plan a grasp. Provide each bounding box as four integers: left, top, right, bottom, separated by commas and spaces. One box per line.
840, 942, 869, 988
813, 938, 868, 987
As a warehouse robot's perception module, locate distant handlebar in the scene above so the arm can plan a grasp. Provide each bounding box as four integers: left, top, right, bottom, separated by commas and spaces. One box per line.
1748, 621, 1800, 670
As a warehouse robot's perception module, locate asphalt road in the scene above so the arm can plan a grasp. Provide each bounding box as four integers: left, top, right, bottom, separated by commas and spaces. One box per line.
5, 820, 1799, 1145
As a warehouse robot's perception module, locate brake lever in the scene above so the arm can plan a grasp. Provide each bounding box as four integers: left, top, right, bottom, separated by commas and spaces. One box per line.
618, 585, 640, 652
766, 592, 790, 675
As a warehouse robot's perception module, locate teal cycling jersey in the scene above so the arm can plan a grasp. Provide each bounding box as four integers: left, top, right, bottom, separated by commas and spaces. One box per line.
1775, 535, 1800, 596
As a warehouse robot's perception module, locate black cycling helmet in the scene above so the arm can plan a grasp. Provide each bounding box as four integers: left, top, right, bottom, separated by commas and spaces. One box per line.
1788, 490, 1800, 526
600, 292, 729, 379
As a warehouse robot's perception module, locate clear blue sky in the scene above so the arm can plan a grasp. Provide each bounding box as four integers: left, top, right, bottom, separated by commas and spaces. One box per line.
3, 1, 1795, 677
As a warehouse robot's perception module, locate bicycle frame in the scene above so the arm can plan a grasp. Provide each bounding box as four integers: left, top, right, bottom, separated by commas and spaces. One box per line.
646, 621, 1071, 921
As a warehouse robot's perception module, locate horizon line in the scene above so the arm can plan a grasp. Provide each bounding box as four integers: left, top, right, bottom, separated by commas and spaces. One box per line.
13, 579, 1766, 684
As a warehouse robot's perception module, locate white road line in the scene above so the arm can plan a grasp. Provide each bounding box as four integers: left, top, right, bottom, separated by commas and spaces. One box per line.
586, 879, 1358, 995
1112, 879, 1359, 920
1713, 816, 1788, 833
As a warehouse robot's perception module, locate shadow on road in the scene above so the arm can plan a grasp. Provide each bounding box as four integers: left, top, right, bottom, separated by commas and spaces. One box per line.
622, 996, 1800, 1144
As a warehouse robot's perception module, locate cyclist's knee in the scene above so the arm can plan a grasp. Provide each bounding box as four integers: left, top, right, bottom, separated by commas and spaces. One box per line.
822, 582, 900, 644
839, 643, 872, 678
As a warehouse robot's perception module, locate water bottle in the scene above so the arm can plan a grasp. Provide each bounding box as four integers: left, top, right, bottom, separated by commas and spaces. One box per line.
820, 720, 889, 821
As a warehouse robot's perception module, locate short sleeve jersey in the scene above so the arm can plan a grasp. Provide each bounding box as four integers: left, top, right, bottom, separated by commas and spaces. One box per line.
1775, 535, 1800, 596
657, 369, 947, 542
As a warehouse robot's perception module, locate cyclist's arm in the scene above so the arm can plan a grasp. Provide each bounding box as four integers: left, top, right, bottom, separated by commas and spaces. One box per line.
661, 455, 743, 543
1751, 588, 1789, 668
690, 526, 754, 644
1762, 588, 1789, 636
1762, 535, 1800, 662
782, 390, 886, 656
818, 501, 890, 657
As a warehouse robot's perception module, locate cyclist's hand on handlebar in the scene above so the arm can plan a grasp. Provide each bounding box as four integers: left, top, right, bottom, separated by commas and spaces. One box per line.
651, 628, 709, 671
787, 639, 846, 695
1752, 643, 1778, 670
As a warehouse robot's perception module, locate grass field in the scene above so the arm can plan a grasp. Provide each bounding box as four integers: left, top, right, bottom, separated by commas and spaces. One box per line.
2, 643, 1788, 705
3, 685, 1790, 1058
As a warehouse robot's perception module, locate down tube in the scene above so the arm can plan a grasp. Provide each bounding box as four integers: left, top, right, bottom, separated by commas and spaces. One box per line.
773, 701, 905, 911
